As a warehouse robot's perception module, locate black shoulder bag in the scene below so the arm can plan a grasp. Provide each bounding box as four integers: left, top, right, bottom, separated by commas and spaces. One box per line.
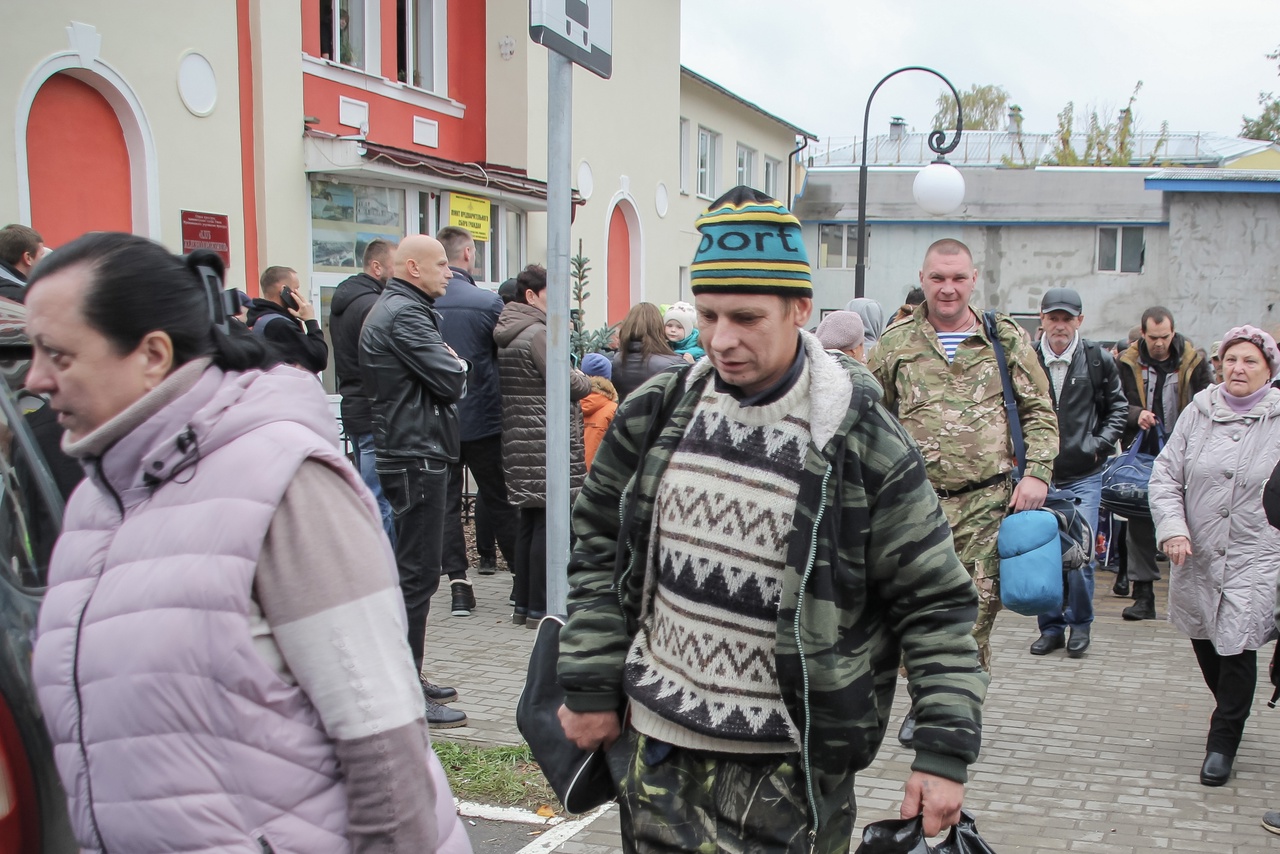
516, 366, 693, 814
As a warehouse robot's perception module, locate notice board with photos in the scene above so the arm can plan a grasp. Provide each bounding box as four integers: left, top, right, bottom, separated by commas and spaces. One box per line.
310, 179, 404, 272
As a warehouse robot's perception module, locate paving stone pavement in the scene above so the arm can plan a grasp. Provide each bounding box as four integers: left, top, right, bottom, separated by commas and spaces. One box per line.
426, 570, 1280, 852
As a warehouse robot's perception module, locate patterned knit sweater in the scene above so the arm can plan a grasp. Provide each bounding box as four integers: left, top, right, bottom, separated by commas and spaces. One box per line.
624, 365, 812, 753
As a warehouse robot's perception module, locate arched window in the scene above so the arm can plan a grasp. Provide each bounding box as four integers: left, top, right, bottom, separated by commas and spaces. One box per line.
606, 198, 642, 325
26, 73, 132, 246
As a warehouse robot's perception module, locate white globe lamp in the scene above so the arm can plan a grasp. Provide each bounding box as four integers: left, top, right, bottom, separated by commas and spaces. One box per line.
913, 160, 965, 216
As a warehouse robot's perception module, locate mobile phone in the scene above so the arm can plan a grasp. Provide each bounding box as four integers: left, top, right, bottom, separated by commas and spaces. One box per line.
281, 287, 300, 311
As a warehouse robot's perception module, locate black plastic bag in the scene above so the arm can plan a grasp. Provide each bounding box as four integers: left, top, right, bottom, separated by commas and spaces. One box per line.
932, 811, 997, 854
514, 615, 616, 814
857, 811, 995, 854
854, 816, 931, 854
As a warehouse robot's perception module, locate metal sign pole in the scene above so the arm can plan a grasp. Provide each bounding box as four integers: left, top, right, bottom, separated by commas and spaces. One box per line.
545, 50, 573, 617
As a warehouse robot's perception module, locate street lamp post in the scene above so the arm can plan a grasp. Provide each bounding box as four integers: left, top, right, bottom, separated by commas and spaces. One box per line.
854, 67, 966, 299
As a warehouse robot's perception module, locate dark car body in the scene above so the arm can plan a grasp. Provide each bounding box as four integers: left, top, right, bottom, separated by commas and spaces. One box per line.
0, 296, 76, 852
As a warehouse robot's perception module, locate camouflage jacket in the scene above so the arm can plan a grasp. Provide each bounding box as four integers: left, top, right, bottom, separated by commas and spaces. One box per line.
558, 332, 987, 840
869, 306, 1058, 490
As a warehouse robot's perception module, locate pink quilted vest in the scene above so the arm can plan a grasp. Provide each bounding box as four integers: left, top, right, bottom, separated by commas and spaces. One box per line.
32, 365, 461, 853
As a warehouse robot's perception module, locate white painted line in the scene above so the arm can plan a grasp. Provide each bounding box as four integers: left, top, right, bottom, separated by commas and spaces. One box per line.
515, 803, 616, 853
456, 801, 565, 826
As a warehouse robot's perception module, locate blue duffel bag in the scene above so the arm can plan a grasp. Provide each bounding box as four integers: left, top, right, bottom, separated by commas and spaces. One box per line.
1100, 426, 1164, 519
997, 509, 1063, 616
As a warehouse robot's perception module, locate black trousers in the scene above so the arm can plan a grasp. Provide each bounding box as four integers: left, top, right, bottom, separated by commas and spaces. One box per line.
513, 507, 547, 615
474, 491, 496, 561
1190, 638, 1257, 756
441, 435, 518, 577
377, 456, 448, 673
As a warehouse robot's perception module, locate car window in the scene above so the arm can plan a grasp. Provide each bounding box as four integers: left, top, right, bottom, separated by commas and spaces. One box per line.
0, 297, 74, 590
0, 402, 63, 589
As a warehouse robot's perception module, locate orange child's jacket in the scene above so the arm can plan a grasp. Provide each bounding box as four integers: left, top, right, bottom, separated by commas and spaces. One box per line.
580, 376, 618, 470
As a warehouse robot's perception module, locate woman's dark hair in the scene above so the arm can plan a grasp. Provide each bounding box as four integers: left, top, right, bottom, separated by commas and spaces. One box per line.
516, 264, 547, 304
617, 302, 675, 360
26, 232, 279, 373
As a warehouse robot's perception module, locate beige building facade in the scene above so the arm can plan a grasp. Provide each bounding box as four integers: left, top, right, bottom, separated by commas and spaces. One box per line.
1, 1, 813, 330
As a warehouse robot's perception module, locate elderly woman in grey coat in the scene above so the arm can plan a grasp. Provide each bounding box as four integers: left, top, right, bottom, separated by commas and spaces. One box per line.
1149, 325, 1280, 788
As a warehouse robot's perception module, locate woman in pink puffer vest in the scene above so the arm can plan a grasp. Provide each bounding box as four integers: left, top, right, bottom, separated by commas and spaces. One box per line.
28, 233, 471, 853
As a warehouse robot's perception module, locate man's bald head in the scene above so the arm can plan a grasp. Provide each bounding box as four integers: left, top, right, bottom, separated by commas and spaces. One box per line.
394, 234, 451, 299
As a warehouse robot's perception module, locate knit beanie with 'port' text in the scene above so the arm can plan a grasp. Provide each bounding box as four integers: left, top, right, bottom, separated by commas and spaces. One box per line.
689, 186, 811, 298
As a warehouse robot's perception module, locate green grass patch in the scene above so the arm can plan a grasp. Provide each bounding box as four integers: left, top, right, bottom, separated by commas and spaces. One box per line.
435, 741, 561, 814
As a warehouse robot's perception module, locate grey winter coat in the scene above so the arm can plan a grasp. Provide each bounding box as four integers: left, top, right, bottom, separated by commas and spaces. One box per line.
1149, 385, 1280, 655
494, 301, 591, 507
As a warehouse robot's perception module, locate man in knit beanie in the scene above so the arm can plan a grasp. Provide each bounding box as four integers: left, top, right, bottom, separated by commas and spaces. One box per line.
558, 186, 986, 851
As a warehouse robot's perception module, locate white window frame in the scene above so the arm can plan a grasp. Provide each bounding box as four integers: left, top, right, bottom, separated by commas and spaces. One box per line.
679, 118, 691, 194
736, 144, 756, 188
1097, 225, 1145, 274
404, 0, 449, 95
816, 223, 867, 270
697, 127, 719, 200
318, 0, 372, 71
764, 156, 781, 198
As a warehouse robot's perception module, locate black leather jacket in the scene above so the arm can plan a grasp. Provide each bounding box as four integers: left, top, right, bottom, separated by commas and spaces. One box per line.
358, 278, 468, 461
1036, 337, 1129, 482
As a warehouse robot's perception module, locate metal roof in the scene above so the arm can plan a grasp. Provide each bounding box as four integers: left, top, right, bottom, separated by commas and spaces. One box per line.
680, 66, 817, 141
807, 130, 1278, 169
1144, 168, 1280, 194
1145, 168, 1280, 182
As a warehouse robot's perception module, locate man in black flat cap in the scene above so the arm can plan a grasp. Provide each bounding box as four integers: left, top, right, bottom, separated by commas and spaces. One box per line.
1030, 287, 1128, 659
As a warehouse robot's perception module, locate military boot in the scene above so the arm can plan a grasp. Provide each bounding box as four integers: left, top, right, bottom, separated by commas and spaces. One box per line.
1112, 564, 1130, 597
1122, 581, 1156, 621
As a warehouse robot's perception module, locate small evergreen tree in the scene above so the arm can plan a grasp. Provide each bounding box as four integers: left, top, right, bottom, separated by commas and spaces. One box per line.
569, 240, 616, 363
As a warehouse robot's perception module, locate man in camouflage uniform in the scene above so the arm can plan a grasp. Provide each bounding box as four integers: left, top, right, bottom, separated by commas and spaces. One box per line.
556, 188, 987, 852
871, 238, 1058, 682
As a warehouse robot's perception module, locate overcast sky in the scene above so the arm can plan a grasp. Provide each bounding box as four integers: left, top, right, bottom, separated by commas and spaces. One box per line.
680, 1, 1280, 145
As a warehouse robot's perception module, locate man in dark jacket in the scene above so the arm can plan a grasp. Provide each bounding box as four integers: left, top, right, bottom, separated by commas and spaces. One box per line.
359, 234, 470, 729
247, 266, 328, 372
1117, 306, 1213, 620
329, 238, 396, 540
0, 224, 44, 302
1030, 288, 1129, 658
434, 226, 517, 617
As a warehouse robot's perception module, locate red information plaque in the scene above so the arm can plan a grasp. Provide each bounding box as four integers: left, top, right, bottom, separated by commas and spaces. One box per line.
180, 211, 231, 267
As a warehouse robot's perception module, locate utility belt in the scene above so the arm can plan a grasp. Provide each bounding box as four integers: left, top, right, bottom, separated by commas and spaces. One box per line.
935, 472, 1010, 500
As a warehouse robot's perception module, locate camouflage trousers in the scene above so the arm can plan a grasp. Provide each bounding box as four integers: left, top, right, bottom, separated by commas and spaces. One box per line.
939, 482, 1011, 674
607, 729, 856, 854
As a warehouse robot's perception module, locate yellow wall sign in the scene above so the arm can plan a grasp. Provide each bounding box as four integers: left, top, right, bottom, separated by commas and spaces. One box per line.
447, 193, 491, 242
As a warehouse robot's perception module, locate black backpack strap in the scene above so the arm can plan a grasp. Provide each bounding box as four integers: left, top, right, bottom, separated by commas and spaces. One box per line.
1081, 339, 1108, 413
983, 310, 1025, 480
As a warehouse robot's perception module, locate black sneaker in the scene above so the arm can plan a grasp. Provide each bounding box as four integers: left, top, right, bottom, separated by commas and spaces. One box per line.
478, 555, 498, 576
425, 697, 468, 729
450, 580, 475, 617
419, 675, 458, 704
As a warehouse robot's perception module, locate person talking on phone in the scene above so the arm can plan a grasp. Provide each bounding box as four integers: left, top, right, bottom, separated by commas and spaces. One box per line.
248, 265, 329, 372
